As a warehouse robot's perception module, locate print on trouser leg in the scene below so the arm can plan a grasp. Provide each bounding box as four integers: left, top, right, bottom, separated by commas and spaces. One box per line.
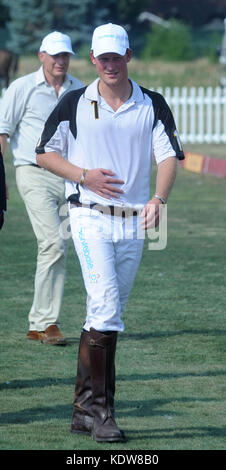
74, 224, 123, 332
70, 211, 144, 332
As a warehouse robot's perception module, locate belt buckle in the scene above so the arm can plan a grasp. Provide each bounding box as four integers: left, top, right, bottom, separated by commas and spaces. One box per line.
114, 207, 137, 218
113, 206, 123, 217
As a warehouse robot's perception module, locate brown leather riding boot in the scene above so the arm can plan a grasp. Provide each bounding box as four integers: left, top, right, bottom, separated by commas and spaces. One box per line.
71, 330, 93, 435
89, 328, 125, 442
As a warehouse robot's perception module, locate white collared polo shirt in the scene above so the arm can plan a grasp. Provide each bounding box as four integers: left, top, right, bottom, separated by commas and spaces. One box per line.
0, 67, 83, 166
36, 78, 184, 208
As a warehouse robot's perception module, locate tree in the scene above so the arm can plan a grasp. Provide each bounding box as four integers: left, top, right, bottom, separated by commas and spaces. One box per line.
142, 19, 195, 61
0, 0, 9, 28
149, 0, 226, 27
3, 0, 113, 55
51, 0, 113, 48
0, 0, 10, 48
3, 0, 54, 54
115, 0, 154, 52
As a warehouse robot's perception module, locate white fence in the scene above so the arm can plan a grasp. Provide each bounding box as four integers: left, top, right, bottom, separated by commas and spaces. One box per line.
1, 85, 226, 143
152, 86, 226, 143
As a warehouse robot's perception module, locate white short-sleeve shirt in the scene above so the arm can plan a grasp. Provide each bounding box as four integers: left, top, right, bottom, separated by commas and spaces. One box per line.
0, 67, 83, 166
36, 78, 184, 208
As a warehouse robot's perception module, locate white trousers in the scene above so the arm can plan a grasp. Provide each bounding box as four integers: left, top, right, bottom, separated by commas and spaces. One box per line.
16, 165, 67, 331
69, 206, 144, 332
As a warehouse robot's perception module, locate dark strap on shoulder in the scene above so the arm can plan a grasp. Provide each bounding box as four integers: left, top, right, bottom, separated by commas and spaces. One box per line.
0, 147, 6, 229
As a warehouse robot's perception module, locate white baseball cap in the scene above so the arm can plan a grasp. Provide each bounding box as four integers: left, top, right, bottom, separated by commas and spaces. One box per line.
39, 31, 75, 55
91, 23, 130, 58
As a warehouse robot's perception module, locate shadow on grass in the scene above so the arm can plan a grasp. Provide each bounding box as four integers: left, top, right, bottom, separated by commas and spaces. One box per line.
119, 329, 226, 341
0, 403, 72, 425
0, 377, 75, 390
118, 368, 226, 382
117, 396, 219, 419
1, 368, 226, 391
1, 403, 226, 445
127, 426, 226, 441
0, 397, 219, 425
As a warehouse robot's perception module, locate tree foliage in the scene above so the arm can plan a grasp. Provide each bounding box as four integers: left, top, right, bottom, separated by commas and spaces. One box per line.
2, 0, 114, 54
2, 0, 54, 54
1, 0, 225, 57
142, 19, 196, 61
150, 0, 226, 27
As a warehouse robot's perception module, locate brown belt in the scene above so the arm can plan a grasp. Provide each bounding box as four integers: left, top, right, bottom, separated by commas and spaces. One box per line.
29, 163, 41, 168
70, 201, 139, 218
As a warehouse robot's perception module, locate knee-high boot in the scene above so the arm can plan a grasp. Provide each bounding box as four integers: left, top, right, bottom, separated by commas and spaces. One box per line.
71, 329, 116, 435
71, 330, 93, 435
89, 328, 125, 442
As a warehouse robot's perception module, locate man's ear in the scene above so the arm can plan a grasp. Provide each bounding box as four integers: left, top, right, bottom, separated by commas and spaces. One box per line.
38, 51, 45, 63
126, 49, 132, 63
90, 51, 96, 65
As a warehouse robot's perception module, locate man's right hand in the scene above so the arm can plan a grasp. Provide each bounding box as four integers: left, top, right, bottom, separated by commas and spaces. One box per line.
6, 183, 9, 200
84, 168, 124, 199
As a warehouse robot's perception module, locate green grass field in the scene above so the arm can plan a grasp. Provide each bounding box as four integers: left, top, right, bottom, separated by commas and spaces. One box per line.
1, 145, 226, 451
17, 56, 222, 89
0, 56, 226, 452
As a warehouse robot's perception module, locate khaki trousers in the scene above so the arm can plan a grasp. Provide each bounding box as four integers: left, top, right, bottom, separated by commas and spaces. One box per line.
16, 165, 67, 331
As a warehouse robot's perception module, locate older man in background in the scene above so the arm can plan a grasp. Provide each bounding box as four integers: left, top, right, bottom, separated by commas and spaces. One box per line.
0, 31, 83, 345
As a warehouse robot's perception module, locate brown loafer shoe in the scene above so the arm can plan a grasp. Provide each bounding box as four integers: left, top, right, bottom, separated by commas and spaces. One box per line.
41, 325, 67, 346
27, 330, 43, 341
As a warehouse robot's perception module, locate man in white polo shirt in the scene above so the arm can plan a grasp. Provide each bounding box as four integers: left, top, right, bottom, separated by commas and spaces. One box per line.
36, 23, 184, 441
0, 31, 85, 345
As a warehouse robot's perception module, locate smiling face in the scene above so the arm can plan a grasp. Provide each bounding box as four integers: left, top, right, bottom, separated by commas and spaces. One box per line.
90, 50, 132, 89
38, 51, 70, 84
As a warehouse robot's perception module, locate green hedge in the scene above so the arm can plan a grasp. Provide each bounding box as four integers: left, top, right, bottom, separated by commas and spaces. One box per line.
141, 19, 221, 62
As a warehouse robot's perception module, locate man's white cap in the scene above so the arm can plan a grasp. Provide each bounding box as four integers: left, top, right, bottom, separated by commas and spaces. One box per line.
39, 31, 75, 55
91, 23, 129, 57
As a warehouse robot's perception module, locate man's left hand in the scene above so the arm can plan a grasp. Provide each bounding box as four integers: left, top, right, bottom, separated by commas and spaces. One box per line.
140, 198, 162, 230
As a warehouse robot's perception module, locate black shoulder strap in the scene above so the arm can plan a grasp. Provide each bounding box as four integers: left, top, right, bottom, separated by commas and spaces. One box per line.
139, 86, 170, 131
54, 86, 87, 140
36, 86, 87, 153
139, 86, 185, 159
0, 147, 6, 230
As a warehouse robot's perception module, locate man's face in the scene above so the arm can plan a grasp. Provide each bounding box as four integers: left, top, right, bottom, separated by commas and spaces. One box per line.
38, 52, 70, 80
90, 50, 132, 87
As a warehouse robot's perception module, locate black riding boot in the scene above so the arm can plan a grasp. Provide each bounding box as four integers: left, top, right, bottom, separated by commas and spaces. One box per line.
89, 328, 125, 442
71, 330, 93, 435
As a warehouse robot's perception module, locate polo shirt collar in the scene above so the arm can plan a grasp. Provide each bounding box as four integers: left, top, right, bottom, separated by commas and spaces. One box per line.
130, 79, 144, 103
35, 66, 72, 91
84, 78, 144, 103
36, 66, 46, 85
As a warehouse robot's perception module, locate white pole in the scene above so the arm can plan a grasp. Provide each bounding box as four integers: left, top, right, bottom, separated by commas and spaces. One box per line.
181, 87, 188, 143
206, 87, 213, 142
190, 87, 196, 142
197, 87, 204, 143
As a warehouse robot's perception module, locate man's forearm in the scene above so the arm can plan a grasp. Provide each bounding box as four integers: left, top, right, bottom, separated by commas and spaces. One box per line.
36, 151, 125, 199
141, 156, 177, 229
0, 134, 9, 156
36, 151, 83, 182
154, 156, 177, 203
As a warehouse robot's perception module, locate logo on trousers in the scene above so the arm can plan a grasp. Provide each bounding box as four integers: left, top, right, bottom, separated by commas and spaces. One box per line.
79, 227, 101, 282
59, 203, 168, 251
